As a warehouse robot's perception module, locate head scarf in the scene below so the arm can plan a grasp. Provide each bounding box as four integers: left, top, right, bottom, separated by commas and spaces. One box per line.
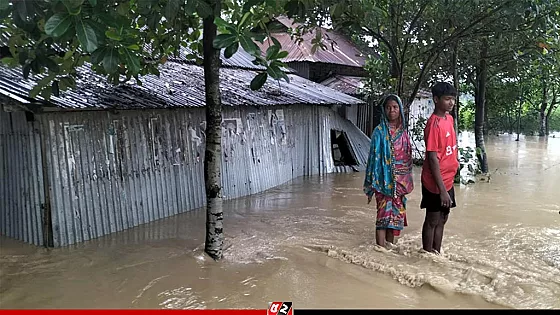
363, 94, 408, 198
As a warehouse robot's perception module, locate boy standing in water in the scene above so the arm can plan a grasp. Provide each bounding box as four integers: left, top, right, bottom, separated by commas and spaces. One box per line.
420, 82, 459, 254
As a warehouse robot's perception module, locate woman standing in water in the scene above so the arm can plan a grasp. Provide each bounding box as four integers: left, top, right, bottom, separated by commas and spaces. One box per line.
364, 94, 414, 248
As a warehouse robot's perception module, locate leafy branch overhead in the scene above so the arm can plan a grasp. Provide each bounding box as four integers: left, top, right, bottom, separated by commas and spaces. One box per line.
0, 0, 328, 99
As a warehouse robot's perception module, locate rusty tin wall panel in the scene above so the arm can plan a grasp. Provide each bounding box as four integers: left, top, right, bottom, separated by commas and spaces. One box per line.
0, 107, 45, 246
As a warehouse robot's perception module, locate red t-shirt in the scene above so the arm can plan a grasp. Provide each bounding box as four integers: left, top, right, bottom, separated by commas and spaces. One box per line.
421, 113, 459, 194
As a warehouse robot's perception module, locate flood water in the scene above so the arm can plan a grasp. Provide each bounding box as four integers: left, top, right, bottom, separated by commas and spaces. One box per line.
1, 134, 559, 309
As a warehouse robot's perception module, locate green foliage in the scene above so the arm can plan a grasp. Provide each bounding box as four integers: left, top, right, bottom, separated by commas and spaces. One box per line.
455, 146, 480, 185
459, 100, 475, 131
410, 116, 427, 144
549, 111, 560, 132
0, 0, 330, 98
327, 0, 542, 107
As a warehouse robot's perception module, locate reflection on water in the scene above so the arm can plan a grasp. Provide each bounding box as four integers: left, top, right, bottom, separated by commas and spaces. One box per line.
1, 134, 559, 309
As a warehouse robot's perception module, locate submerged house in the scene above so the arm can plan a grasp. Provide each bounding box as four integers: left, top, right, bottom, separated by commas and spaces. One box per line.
257, 18, 378, 136
0, 45, 370, 248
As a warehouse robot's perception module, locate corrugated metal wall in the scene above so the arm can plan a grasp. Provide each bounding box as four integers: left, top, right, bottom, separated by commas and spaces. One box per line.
2, 104, 370, 247
356, 96, 381, 137
286, 62, 310, 80
38, 109, 207, 247
221, 105, 370, 200
0, 106, 45, 246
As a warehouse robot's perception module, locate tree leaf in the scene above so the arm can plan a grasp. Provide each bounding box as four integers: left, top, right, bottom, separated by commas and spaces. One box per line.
18, 51, 28, 65
62, 0, 84, 15
0, 7, 10, 19
121, 48, 141, 75
276, 50, 288, 59
88, 0, 97, 6
271, 59, 286, 67
45, 14, 74, 38
41, 85, 53, 100
191, 29, 201, 41
40, 56, 60, 73
22, 63, 31, 79
30, 75, 55, 99
105, 29, 122, 41
102, 47, 119, 73
91, 47, 106, 65
59, 76, 76, 90
97, 12, 119, 29
224, 42, 239, 58
243, 0, 264, 13
253, 33, 266, 43
266, 65, 283, 80
196, 0, 214, 18
238, 12, 252, 29
185, 0, 196, 15
0, 0, 9, 10
284, 0, 300, 17
239, 35, 258, 54
28, 60, 40, 74
271, 36, 281, 47
116, 2, 129, 16
164, 0, 180, 23
330, 3, 345, 18
14, 0, 32, 23
52, 81, 60, 97
267, 21, 285, 32
266, 44, 280, 60
1, 57, 17, 67
213, 34, 237, 49
75, 19, 98, 53
215, 17, 237, 34
250, 72, 268, 90
279, 71, 290, 84
29, 85, 42, 99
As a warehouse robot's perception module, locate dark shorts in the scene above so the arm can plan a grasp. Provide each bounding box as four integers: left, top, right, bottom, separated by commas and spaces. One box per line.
420, 185, 456, 214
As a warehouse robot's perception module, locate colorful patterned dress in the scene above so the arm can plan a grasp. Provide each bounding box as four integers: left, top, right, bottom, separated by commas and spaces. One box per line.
364, 95, 414, 236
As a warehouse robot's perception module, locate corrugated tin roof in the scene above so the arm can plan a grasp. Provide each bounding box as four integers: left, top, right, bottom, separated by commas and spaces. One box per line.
258, 17, 367, 67
320, 75, 366, 95
320, 75, 433, 100
0, 61, 364, 110
155, 43, 270, 71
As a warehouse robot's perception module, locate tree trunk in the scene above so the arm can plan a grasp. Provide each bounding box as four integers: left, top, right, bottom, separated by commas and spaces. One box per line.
389, 3, 400, 95
203, 0, 224, 260
539, 106, 547, 137
546, 87, 559, 136
539, 75, 548, 137
452, 42, 460, 138
516, 89, 522, 141
483, 103, 489, 136
475, 38, 489, 173
506, 106, 513, 134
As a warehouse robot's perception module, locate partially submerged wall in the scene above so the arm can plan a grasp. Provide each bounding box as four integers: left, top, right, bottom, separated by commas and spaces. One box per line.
0, 104, 370, 247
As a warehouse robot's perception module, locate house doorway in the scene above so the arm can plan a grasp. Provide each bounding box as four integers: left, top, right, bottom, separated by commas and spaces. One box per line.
330, 129, 358, 169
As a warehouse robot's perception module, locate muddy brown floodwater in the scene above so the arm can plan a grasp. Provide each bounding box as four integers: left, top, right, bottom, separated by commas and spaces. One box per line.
1, 134, 559, 309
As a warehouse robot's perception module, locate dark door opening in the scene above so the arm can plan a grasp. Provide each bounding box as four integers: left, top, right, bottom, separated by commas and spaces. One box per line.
330, 129, 358, 167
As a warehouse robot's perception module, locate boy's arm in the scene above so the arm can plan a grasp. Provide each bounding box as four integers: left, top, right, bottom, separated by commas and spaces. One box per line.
427, 152, 447, 191
427, 152, 452, 207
